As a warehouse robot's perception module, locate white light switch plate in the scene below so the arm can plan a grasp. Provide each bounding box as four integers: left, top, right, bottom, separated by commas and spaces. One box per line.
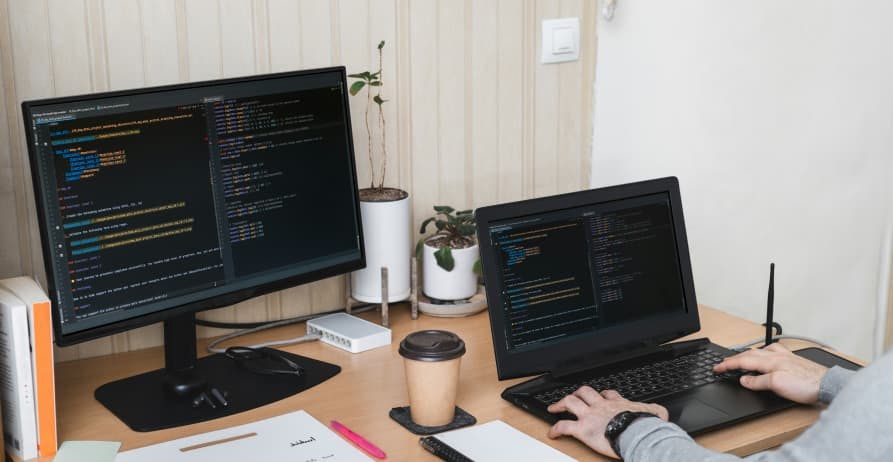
542, 17, 580, 64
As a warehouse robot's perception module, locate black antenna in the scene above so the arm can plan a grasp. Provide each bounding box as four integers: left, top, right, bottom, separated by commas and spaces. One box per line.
763, 263, 775, 348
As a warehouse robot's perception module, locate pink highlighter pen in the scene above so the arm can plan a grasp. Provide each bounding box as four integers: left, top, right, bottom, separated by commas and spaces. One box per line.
331, 420, 387, 459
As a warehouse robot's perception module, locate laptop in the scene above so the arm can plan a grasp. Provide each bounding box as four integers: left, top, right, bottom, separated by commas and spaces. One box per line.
474, 177, 794, 435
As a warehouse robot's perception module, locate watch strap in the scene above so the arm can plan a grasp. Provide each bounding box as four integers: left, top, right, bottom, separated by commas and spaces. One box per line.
605, 411, 658, 459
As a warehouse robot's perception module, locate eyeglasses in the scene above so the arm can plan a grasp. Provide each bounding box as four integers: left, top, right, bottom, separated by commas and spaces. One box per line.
224, 346, 305, 376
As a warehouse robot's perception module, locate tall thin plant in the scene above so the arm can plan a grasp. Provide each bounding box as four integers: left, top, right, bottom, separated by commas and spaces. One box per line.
348, 40, 388, 191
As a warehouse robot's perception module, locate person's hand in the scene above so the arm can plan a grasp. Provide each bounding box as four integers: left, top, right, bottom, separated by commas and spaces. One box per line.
714, 343, 828, 404
547, 386, 668, 459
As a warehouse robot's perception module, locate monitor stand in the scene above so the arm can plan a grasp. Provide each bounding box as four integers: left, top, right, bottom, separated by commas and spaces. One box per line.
95, 312, 340, 432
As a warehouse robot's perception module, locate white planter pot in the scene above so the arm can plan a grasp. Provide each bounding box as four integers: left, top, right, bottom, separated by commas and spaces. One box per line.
423, 242, 479, 301
350, 193, 411, 303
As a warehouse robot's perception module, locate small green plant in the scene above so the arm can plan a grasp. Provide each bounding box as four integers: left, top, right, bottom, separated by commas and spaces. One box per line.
416, 206, 481, 274
348, 40, 389, 191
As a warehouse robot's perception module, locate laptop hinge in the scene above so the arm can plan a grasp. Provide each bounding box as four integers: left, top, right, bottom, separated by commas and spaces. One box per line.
551, 337, 711, 381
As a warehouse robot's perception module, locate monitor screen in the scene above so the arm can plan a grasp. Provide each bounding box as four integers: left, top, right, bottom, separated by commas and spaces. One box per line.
475, 177, 700, 379
23, 68, 364, 344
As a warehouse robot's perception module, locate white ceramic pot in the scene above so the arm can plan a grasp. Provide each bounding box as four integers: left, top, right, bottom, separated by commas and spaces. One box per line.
350, 193, 411, 303
423, 242, 479, 301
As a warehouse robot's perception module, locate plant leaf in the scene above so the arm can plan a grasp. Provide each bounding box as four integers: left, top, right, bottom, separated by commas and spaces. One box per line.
347, 73, 367, 79
435, 220, 446, 231
457, 223, 476, 236
370, 71, 381, 79
434, 246, 455, 271
378, 40, 385, 50
433, 205, 455, 214
373, 95, 388, 105
369, 81, 382, 87
456, 209, 472, 216
349, 80, 366, 95
472, 259, 482, 276
419, 217, 436, 234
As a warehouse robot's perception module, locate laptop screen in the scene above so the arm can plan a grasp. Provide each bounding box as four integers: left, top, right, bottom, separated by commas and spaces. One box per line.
476, 177, 700, 379
488, 192, 687, 352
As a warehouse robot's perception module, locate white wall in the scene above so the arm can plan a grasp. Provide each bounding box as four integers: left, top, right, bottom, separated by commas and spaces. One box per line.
591, 1, 893, 360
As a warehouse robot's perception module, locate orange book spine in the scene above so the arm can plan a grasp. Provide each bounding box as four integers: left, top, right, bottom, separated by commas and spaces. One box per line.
34, 301, 57, 457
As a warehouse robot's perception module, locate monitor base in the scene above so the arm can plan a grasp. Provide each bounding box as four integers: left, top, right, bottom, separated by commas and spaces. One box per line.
95, 350, 340, 432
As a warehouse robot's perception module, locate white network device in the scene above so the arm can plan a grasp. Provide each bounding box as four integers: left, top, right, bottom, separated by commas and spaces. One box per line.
306, 313, 392, 353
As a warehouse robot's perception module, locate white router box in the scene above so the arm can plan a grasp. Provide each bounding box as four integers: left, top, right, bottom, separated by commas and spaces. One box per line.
306, 313, 391, 353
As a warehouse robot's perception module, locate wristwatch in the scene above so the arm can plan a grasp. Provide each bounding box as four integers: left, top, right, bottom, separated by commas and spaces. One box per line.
604, 411, 658, 459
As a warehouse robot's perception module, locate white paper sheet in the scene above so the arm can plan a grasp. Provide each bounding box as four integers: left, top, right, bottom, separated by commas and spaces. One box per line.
115, 410, 373, 462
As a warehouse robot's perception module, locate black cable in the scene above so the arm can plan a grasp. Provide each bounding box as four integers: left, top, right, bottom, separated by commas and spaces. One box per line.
194, 303, 377, 330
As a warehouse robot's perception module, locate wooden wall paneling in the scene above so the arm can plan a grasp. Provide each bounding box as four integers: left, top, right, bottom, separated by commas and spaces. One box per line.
520, 0, 536, 199
139, 0, 180, 86
0, 0, 600, 359
496, 0, 525, 203
267, 0, 301, 72
532, 0, 560, 198
183, 0, 222, 81
0, 0, 24, 281
395, 0, 412, 197
469, 0, 499, 208
579, 0, 596, 189
338, 0, 372, 190
435, 0, 466, 210
299, 0, 333, 69
6, 0, 51, 289
219, 0, 257, 79
555, 0, 584, 194
408, 1, 439, 231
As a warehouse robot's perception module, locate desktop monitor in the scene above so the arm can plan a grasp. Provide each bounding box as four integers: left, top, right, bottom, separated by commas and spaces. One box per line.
22, 67, 365, 431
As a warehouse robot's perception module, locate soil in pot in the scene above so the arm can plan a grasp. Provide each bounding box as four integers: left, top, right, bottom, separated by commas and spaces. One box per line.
359, 187, 408, 202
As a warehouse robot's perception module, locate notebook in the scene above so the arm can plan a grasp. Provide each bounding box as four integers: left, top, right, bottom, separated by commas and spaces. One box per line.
419, 420, 577, 462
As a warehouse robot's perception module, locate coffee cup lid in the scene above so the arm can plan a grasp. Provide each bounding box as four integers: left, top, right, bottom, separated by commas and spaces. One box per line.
399, 330, 466, 362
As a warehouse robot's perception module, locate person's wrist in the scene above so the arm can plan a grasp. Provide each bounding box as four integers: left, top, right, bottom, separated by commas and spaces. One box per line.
605, 411, 659, 459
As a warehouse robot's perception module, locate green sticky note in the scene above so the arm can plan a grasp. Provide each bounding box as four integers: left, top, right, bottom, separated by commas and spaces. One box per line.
54, 441, 121, 462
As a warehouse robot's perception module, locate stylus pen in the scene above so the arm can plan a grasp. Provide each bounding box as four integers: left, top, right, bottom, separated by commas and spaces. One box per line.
763, 263, 775, 348
331, 420, 387, 459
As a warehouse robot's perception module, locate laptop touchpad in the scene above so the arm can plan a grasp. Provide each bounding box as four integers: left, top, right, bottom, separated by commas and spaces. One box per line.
663, 397, 730, 430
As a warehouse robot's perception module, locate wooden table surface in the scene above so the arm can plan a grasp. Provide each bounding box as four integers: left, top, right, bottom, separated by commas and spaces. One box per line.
43, 305, 862, 461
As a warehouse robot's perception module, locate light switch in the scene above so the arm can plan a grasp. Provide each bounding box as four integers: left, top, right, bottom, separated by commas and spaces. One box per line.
552, 28, 575, 54
542, 18, 580, 64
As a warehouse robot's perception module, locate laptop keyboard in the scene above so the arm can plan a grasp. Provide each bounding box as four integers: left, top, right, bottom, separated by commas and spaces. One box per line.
534, 348, 742, 406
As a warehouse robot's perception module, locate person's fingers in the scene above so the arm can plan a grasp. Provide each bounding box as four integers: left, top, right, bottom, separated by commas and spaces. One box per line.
648, 403, 670, 421
765, 343, 789, 353
573, 386, 604, 405
714, 350, 776, 373
548, 419, 579, 439
600, 389, 623, 400
550, 394, 589, 417
739, 372, 775, 391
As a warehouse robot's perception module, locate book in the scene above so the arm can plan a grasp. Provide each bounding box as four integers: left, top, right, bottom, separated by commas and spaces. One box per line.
0, 277, 57, 457
419, 420, 577, 462
115, 410, 372, 461
0, 287, 38, 460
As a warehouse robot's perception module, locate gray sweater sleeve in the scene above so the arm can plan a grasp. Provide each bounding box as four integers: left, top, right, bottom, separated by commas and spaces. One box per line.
616, 356, 892, 461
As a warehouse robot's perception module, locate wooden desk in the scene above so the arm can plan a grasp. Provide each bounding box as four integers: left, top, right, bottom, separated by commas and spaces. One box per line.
45, 305, 857, 460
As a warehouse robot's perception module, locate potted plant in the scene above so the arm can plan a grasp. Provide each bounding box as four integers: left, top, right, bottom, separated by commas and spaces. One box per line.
416, 206, 481, 301
348, 41, 412, 304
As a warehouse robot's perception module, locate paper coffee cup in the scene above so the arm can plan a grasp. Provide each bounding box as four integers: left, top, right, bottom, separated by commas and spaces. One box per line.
399, 330, 466, 427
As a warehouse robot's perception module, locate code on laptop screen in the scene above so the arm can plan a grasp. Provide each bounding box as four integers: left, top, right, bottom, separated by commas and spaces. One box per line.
488, 193, 687, 352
